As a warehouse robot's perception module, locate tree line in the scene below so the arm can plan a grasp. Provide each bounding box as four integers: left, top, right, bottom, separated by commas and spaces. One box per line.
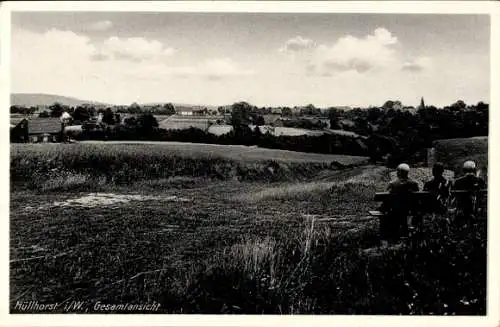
11, 99, 489, 165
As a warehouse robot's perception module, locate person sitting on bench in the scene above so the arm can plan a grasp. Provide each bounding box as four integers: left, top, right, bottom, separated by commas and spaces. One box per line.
423, 162, 451, 215
380, 163, 420, 244
452, 160, 486, 224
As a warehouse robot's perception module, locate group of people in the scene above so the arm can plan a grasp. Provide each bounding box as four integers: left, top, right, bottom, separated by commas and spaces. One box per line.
380, 160, 486, 244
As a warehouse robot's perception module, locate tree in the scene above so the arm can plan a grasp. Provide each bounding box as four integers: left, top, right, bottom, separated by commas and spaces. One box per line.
301, 104, 321, 116
367, 107, 382, 123
73, 106, 91, 122
124, 116, 136, 126
163, 103, 176, 115
49, 102, 65, 118
102, 108, 116, 125
230, 102, 252, 128
254, 115, 265, 126
382, 100, 395, 110
282, 107, 293, 116
476, 101, 488, 111
450, 100, 467, 111
129, 102, 142, 114
136, 113, 158, 132
328, 108, 342, 129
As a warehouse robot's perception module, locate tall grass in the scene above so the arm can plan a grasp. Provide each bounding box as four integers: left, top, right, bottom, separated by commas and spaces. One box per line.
11, 143, 366, 191
177, 168, 485, 315
180, 217, 485, 314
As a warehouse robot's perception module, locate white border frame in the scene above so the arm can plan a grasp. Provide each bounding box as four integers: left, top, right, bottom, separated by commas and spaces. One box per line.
0, 1, 498, 327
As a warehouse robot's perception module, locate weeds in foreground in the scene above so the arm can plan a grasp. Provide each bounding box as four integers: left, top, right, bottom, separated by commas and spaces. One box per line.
181, 216, 486, 314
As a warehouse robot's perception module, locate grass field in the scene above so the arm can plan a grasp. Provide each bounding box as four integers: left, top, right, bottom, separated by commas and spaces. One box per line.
9, 142, 486, 314
11, 142, 368, 191
434, 137, 488, 179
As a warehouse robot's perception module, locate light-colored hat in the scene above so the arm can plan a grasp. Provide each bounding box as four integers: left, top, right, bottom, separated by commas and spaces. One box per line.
397, 163, 410, 172
463, 160, 476, 170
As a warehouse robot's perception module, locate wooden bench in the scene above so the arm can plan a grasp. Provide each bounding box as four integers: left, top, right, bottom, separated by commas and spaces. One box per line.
369, 190, 487, 217
369, 189, 487, 244
369, 191, 435, 217
449, 189, 488, 218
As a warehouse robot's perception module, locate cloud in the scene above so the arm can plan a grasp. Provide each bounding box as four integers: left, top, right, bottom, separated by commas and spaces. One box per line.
200, 58, 255, 79
309, 27, 399, 75
87, 20, 113, 31
401, 57, 433, 72
12, 28, 98, 67
92, 36, 176, 63
280, 36, 316, 53
170, 58, 255, 80
11, 27, 255, 105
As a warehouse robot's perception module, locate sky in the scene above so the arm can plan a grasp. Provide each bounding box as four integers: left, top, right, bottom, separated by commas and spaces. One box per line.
11, 12, 490, 108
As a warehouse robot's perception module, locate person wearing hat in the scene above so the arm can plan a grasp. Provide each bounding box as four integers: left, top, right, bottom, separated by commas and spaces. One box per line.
387, 163, 420, 194
380, 163, 420, 244
423, 163, 451, 215
454, 161, 486, 190
452, 160, 486, 223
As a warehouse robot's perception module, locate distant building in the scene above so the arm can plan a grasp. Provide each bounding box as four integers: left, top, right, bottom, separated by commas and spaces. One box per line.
271, 107, 282, 115
27, 117, 63, 143
419, 97, 426, 110
333, 106, 352, 111
158, 115, 223, 132
10, 117, 28, 143
263, 114, 282, 126
60, 111, 73, 125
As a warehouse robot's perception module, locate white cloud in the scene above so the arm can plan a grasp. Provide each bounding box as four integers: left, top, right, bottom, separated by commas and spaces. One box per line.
87, 20, 113, 31
92, 36, 176, 63
280, 36, 316, 53
310, 27, 399, 75
281, 28, 435, 78
11, 25, 486, 108
11, 28, 255, 104
401, 56, 433, 72
198, 58, 255, 79
162, 58, 254, 80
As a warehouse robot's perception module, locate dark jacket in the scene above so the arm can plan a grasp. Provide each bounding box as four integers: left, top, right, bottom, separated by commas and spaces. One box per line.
424, 176, 450, 198
382, 178, 420, 215
424, 176, 450, 213
452, 174, 486, 218
453, 174, 486, 191
388, 178, 419, 194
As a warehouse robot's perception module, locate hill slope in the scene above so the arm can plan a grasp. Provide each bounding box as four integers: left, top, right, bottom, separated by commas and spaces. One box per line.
10, 93, 109, 107
434, 136, 488, 178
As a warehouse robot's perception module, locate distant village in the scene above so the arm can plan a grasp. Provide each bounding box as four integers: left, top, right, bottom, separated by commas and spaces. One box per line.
10, 99, 424, 144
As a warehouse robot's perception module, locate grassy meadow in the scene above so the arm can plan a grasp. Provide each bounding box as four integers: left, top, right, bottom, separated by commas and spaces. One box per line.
11, 142, 368, 191
9, 142, 486, 314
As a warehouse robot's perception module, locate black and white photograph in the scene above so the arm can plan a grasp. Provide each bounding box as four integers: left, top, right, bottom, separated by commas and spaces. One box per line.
2, 1, 498, 324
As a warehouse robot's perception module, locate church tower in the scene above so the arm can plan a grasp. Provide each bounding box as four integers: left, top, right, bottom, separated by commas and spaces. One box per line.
419, 97, 425, 110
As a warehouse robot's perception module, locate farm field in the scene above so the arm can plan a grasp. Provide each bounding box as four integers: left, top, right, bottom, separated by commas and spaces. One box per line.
74, 140, 367, 164
9, 142, 487, 314
165, 123, 346, 138
11, 142, 369, 191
